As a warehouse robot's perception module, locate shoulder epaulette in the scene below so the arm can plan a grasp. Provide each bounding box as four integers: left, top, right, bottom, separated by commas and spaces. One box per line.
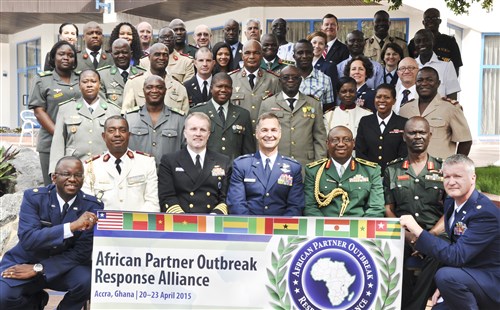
97, 65, 111, 71
106, 100, 121, 109
366, 37, 375, 44
280, 59, 295, 65
191, 102, 208, 108
307, 158, 328, 168
58, 98, 75, 106
85, 154, 101, 164
38, 71, 53, 77
179, 52, 193, 59
82, 192, 100, 204
281, 155, 299, 164
355, 157, 378, 168
228, 68, 241, 75
234, 154, 254, 161
31, 187, 48, 194
434, 157, 443, 163
135, 150, 153, 157
441, 97, 460, 106
387, 157, 405, 166
135, 65, 147, 71
188, 44, 198, 49
128, 72, 145, 80
170, 75, 182, 83
265, 69, 280, 77
394, 36, 407, 42
169, 107, 185, 116
262, 92, 274, 100
126, 106, 141, 113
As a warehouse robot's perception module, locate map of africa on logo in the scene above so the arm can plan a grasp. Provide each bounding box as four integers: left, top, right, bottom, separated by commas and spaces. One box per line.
310, 258, 356, 306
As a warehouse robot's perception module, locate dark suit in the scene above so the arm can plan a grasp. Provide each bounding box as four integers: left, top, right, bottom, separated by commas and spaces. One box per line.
227, 152, 304, 216
355, 113, 408, 172
230, 42, 243, 69
190, 101, 255, 159
356, 84, 376, 113
158, 148, 232, 214
383, 68, 399, 86
324, 39, 350, 65
0, 185, 103, 310
314, 57, 339, 98
184, 75, 212, 107
416, 190, 500, 310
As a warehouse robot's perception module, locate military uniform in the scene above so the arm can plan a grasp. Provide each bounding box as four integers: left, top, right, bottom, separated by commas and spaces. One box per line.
260, 58, 293, 75
230, 68, 281, 129
227, 153, 304, 216
125, 105, 186, 165
180, 44, 198, 59
49, 98, 121, 174
97, 65, 146, 107
139, 51, 195, 83
121, 71, 189, 114
189, 101, 255, 159
399, 95, 472, 159
75, 49, 114, 72
384, 156, 446, 310
364, 35, 409, 64
260, 92, 327, 167
82, 150, 160, 212
323, 105, 372, 138
304, 158, 384, 217
28, 70, 80, 185
408, 34, 463, 75
158, 148, 231, 214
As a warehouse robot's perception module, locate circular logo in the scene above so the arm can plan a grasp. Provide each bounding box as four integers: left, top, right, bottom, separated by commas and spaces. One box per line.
288, 238, 378, 310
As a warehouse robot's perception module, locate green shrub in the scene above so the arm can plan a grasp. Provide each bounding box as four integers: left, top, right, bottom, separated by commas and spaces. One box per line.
0, 145, 20, 196
476, 166, 500, 195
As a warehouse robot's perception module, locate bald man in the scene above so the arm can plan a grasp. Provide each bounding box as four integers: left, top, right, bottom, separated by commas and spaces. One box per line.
395, 57, 419, 114
76, 21, 113, 71
169, 19, 198, 58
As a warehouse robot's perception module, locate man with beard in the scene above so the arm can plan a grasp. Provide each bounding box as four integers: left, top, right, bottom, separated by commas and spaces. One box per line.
76, 21, 113, 71
125, 75, 185, 165
82, 116, 159, 212
364, 10, 409, 64
98, 39, 146, 107
384, 116, 447, 310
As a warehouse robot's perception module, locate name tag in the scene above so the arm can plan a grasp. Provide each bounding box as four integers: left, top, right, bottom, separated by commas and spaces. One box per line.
128, 175, 146, 184
244, 178, 256, 183
175, 167, 185, 172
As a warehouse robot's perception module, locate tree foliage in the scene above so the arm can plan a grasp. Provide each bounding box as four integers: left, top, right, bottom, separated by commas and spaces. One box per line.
364, 0, 493, 15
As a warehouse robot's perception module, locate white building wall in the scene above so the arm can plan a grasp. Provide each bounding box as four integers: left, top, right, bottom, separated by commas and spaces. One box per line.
0, 43, 11, 128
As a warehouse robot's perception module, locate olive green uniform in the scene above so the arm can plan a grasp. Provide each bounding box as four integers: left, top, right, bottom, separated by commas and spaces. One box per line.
28, 70, 80, 185
98, 65, 146, 107
304, 158, 384, 217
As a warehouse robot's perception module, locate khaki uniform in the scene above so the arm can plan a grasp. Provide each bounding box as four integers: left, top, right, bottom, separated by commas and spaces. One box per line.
323, 106, 372, 138
304, 158, 385, 217
121, 71, 189, 114
125, 105, 186, 165
139, 50, 195, 83
259, 92, 327, 167
230, 68, 281, 129
82, 150, 160, 212
49, 98, 121, 173
399, 96, 472, 159
364, 36, 409, 64
98, 65, 146, 107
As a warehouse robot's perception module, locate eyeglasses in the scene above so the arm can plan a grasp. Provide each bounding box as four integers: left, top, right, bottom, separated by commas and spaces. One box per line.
55, 172, 84, 179
280, 75, 302, 82
329, 137, 353, 144
398, 66, 418, 72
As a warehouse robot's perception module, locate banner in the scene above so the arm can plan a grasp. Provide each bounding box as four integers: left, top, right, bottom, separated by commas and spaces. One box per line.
92, 212, 404, 309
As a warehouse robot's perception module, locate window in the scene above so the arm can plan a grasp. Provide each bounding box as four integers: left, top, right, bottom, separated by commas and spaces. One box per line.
480, 34, 500, 136
16, 38, 41, 126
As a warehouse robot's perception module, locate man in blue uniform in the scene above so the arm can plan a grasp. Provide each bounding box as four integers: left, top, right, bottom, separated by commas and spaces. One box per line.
0, 156, 102, 310
401, 154, 500, 310
228, 112, 304, 216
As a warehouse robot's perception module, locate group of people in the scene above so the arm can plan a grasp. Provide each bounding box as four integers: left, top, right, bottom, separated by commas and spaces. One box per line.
0, 7, 498, 310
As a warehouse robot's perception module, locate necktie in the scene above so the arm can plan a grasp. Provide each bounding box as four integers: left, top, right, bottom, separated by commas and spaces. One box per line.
264, 158, 271, 178
202, 81, 209, 102
248, 73, 255, 90
90, 51, 99, 69
88, 107, 94, 114
339, 165, 345, 178
385, 73, 392, 83
195, 154, 202, 173
267, 61, 272, 70
61, 202, 70, 219
231, 46, 236, 58
380, 120, 386, 133
121, 71, 129, 83
323, 45, 328, 58
218, 106, 225, 126
449, 208, 461, 231
401, 89, 411, 106
379, 39, 385, 47
287, 98, 296, 111
115, 158, 121, 174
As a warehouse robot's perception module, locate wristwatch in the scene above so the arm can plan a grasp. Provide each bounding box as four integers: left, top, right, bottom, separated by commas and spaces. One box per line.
33, 263, 44, 274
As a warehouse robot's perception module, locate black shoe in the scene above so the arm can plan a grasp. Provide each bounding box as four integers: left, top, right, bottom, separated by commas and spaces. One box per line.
38, 290, 49, 310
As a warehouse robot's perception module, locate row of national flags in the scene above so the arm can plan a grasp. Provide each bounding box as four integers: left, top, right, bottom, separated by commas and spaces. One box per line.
97, 212, 400, 239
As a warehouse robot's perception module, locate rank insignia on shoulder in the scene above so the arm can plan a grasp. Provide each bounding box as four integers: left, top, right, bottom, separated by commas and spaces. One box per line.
441, 97, 460, 106
307, 158, 328, 168
135, 150, 152, 157
38, 71, 53, 77
126, 106, 141, 113
85, 154, 101, 164
228, 68, 241, 75
388, 157, 404, 165
128, 72, 145, 80
169, 107, 185, 116
355, 157, 377, 168
58, 98, 74, 106
97, 65, 111, 71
